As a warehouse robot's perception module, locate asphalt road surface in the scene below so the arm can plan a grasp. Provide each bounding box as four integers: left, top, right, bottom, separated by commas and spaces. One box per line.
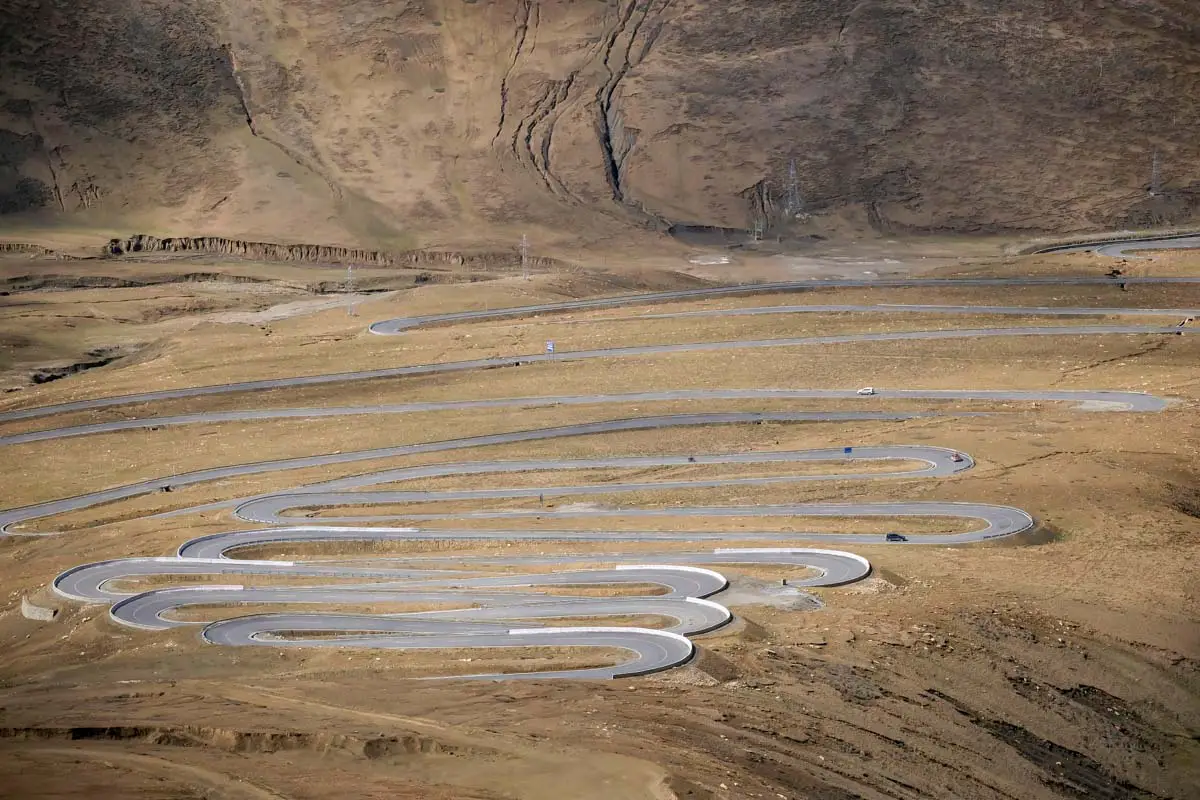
1035, 232, 1200, 257
7, 255, 1196, 677
29, 391, 1167, 677
574, 303, 1200, 326
0, 404, 1151, 531
0, 323, 1194, 426
367, 276, 1200, 334
56, 534, 865, 679
0, 388, 1167, 448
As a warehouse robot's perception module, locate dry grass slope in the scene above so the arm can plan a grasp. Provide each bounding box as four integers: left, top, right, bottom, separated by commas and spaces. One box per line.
1, 0, 1198, 250
0, 247, 1197, 798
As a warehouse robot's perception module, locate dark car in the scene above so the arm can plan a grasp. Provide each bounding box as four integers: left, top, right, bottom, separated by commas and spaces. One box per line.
885, 533, 908, 542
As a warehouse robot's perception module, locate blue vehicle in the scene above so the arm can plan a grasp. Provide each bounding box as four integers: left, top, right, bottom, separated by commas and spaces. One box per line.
885, 533, 908, 542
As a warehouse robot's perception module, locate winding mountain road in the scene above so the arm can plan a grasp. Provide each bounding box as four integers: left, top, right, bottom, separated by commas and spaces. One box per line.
5, 255, 1196, 678
0, 388, 1167, 448
573, 303, 1200, 326
367, 276, 1200, 334
0, 323, 1194, 426
1034, 232, 1200, 258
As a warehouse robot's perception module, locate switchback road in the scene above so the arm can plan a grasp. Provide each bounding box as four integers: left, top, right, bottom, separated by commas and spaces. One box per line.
6, 263, 1194, 678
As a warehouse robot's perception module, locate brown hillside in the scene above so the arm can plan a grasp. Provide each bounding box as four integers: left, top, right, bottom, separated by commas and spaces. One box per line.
1, 0, 1198, 249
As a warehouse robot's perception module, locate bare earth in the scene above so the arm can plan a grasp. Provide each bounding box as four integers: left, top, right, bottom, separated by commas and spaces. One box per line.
0, 246, 1197, 800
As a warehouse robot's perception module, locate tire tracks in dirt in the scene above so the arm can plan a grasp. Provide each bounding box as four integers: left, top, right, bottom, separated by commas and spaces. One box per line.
1, 744, 291, 800
217, 685, 677, 800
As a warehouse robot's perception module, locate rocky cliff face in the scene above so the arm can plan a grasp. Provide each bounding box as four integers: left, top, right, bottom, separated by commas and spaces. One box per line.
101, 233, 566, 269
1, 0, 1198, 248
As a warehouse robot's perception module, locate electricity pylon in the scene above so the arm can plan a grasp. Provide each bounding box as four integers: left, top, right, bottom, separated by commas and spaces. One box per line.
785, 159, 803, 216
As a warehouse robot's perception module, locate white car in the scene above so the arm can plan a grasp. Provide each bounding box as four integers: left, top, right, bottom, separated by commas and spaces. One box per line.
856, 387, 876, 396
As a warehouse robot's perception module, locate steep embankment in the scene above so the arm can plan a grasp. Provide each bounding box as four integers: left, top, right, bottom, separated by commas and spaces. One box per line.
101, 234, 567, 270
0, 0, 1198, 248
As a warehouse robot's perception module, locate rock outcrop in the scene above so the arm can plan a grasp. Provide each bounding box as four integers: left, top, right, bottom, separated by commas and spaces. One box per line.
104, 234, 565, 270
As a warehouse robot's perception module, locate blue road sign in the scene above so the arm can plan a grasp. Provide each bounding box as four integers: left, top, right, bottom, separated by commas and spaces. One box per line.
546, 341, 555, 354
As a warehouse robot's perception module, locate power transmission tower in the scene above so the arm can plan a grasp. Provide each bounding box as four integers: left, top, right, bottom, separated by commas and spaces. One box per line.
785, 159, 803, 216
1150, 151, 1163, 196
751, 214, 765, 243
759, 183, 773, 239
345, 264, 357, 316
520, 234, 530, 280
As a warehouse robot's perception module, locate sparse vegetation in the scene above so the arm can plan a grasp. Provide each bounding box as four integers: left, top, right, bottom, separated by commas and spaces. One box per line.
0, 1, 1197, 796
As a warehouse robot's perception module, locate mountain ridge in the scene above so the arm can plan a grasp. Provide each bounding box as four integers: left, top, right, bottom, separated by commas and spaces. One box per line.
1, 0, 1198, 250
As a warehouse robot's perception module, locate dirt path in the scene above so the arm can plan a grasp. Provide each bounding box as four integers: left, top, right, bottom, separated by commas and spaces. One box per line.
201, 292, 400, 326
217, 684, 677, 800
1, 744, 291, 800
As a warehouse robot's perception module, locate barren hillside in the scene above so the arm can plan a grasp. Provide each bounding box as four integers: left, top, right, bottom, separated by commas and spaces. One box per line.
2, 0, 1199, 249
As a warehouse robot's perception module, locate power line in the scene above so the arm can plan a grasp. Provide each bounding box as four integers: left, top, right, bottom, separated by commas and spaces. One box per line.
785, 159, 802, 216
